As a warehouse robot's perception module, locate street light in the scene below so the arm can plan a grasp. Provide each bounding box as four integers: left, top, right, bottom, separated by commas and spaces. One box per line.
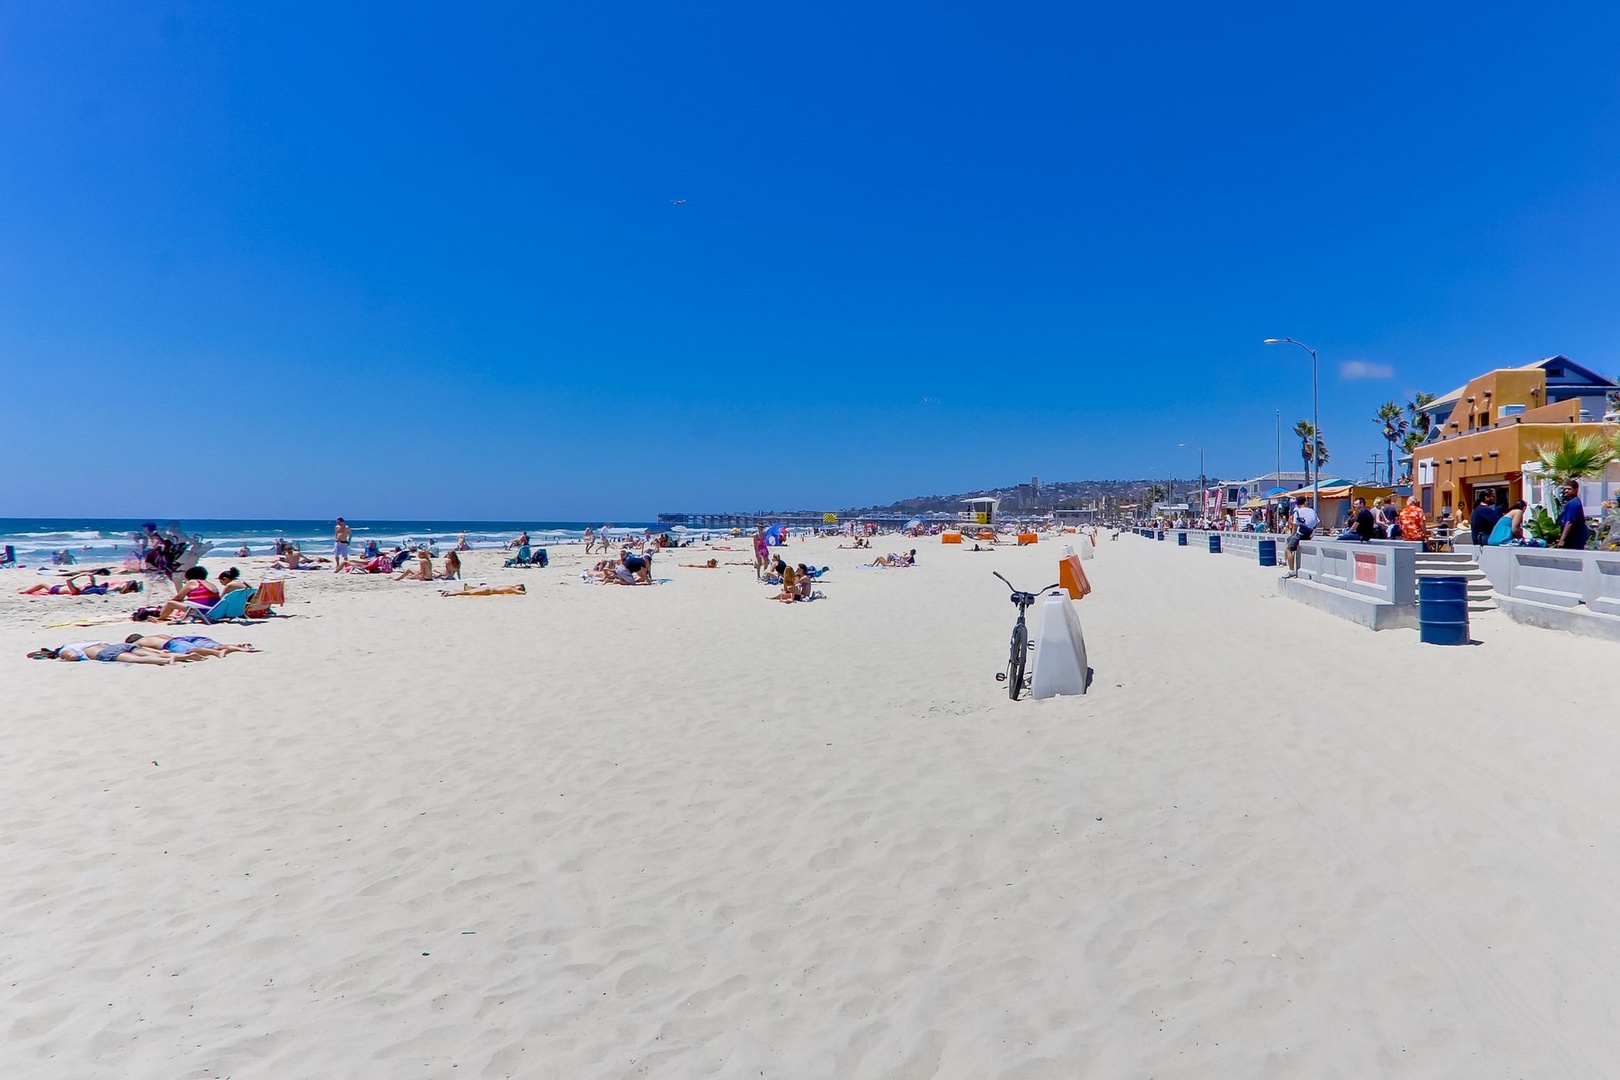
1179, 442, 1204, 520
1264, 337, 1320, 514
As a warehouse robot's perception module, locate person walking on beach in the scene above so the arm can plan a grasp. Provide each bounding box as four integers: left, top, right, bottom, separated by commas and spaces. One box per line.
1283, 495, 1317, 578
334, 517, 352, 572
753, 526, 770, 581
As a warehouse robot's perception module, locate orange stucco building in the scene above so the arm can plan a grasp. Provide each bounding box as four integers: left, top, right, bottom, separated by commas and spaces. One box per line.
1411, 362, 1617, 521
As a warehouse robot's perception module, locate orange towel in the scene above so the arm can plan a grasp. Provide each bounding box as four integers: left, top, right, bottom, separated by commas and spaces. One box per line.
246, 579, 285, 615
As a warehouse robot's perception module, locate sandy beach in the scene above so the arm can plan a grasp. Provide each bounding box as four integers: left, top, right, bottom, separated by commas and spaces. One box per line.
5, 534, 1620, 1078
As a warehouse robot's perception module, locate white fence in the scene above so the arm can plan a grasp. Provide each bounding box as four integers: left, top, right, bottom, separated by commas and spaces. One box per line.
1476, 547, 1620, 616
1295, 539, 1420, 608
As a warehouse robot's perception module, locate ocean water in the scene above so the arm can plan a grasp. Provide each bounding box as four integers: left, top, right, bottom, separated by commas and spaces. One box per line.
0, 519, 660, 566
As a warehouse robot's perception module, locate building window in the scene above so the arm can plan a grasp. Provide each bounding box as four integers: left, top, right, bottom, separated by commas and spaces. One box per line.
1422, 487, 1433, 514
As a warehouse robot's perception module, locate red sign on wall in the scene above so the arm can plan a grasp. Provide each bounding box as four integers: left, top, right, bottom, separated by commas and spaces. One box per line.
1354, 552, 1377, 584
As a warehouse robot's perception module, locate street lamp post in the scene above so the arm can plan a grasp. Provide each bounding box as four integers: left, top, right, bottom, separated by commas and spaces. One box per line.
1264, 338, 1320, 515
1179, 442, 1204, 521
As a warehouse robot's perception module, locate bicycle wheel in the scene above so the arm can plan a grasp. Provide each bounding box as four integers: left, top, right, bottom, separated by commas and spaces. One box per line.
1006, 620, 1028, 700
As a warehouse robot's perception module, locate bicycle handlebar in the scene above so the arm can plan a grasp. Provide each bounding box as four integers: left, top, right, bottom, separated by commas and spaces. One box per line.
994, 570, 1062, 597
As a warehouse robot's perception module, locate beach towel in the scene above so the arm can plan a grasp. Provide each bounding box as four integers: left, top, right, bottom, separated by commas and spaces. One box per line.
245, 580, 284, 617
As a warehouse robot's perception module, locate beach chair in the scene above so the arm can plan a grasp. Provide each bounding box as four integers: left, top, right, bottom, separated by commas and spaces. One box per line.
0, 544, 15, 568
181, 588, 254, 624
503, 545, 533, 568
244, 580, 284, 618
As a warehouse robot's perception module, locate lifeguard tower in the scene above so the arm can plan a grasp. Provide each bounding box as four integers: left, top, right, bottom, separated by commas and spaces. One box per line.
962, 497, 1000, 527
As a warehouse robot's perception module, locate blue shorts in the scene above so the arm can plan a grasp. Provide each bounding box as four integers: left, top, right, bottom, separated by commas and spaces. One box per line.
93, 644, 135, 662
335, 542, 350, 558
164, 636, 219, 654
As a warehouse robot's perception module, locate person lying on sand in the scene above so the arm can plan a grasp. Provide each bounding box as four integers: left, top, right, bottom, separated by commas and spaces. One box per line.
869, 549, 917, 568
19, 573, 142, 596
440, 583, 526, 596
837, 538, 872, 549
124, 633, 260, 658
680, 558, 720, 568
29, 641, 184, 665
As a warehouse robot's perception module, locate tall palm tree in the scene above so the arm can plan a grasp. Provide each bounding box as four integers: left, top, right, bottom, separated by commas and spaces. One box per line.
1375, 401, 1406, 486
1293, 420, 1315, 488
1405, 391, 1437, 444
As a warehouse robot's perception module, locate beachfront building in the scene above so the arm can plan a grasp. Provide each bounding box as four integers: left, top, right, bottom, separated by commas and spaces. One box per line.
1409, 361, 1620, 523
1200, 471, 1309, 523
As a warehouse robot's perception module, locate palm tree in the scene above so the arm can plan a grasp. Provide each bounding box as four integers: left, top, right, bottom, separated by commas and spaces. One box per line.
1405, 391, 1437, 444
1294, 419, 1316, 488
1375, 401, 1406, 486
1535, 430, 1613, 484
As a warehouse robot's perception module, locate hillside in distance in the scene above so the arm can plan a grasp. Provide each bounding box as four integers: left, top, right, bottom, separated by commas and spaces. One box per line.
845, 478, 1169, 516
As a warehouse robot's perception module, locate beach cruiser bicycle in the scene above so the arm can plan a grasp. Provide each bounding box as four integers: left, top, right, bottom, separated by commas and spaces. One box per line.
993, 571, 1061, 701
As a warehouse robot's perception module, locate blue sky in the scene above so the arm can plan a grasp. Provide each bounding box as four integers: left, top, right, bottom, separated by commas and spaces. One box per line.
4, 2, 1620, 519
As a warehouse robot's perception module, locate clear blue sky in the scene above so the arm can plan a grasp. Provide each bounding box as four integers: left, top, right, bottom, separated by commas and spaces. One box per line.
4, 3, 1620, 519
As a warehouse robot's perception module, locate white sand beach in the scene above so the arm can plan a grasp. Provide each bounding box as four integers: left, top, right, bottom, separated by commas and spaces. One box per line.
5, 534, 1620, 1078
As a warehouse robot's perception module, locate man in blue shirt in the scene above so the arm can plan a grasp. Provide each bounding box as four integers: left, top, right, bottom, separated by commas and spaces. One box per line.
1558, 480, 1589, 550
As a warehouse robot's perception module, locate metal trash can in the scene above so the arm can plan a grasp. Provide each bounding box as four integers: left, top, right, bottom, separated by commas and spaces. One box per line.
1257, 538, 1277, 567
1418, 575, 1469, 646
1177, 532, 1187, 546
1208, 534, 1221, 553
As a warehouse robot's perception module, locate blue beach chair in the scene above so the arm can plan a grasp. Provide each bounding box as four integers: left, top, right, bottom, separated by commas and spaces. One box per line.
183, 588, 255, 624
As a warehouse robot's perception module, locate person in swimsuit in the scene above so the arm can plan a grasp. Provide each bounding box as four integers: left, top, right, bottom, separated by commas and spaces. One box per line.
217, 566, 252, 595
29, 642, 179, 665
394, 548, 434, 581
436, 551, 462, 580
149, 566, 221, 621
334, 518, 352, 572
753, 527, 769, 581
124, 633, 259, 658
19, 573, 141, 596
440, 582, 526, 596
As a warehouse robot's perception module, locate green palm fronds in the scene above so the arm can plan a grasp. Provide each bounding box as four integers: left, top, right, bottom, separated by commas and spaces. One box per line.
1534, 430, 1613, 484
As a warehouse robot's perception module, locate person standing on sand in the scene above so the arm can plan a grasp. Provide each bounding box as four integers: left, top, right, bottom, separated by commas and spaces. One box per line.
753, 526, 769, 581
334, 517, 352, 572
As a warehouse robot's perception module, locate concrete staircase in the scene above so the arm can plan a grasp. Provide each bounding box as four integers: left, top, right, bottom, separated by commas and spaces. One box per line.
1414, 550, 1496, 611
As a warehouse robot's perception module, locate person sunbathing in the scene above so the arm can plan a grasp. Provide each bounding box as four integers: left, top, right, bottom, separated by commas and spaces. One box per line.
680, 558, 720, 568
19, 573, 142, 596
393, 548, 434, 581
124, 633, 260, 658
147, 567, 221, 621
270, 545, 325, 570
868, 549, 917, 567
769, 562, 799, 602
29, 641, 182, 665
439, 582, 526, 596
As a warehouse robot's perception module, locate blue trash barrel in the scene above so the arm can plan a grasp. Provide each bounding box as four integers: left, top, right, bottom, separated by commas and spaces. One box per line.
1177, 532, 1187, 546
1257, 538, 1277, 567
1208, 534, 1221, 553
1419, 576, 1469, 645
